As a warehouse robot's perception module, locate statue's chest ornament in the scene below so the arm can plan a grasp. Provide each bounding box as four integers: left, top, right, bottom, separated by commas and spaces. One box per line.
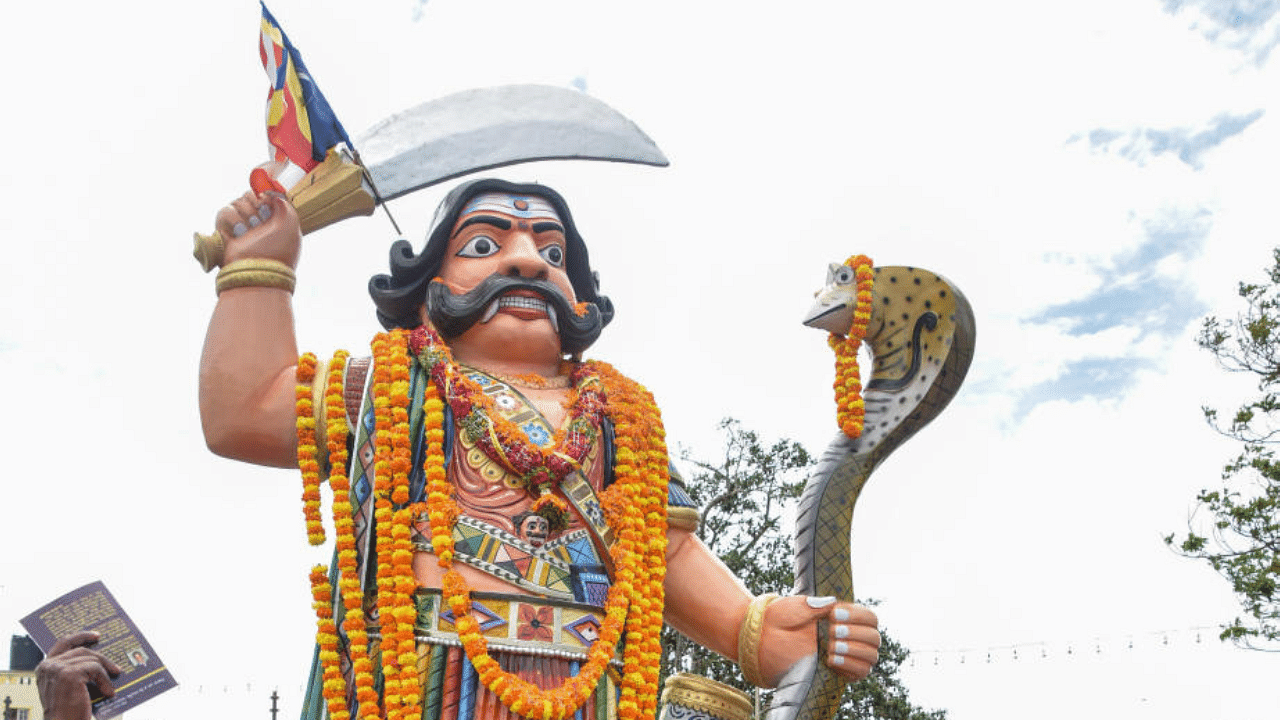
456, 373, 601, 494
410, 326, 605, 529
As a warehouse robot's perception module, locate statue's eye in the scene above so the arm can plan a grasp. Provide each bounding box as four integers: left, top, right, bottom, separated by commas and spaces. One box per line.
835, 267, 854, 285
457, 235, 501, 258
539, 244, 565, 267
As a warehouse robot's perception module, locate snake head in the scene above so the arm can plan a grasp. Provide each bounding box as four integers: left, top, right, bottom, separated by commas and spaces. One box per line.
802, 262, 860, 334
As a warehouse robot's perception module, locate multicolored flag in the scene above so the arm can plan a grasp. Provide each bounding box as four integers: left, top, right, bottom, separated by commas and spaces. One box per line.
259, 2, 352, 173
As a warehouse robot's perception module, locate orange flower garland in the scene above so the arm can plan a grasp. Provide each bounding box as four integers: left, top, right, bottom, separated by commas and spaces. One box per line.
310, 563, 347, 720
588, 360, 669, 719
828, 255, 875, 439
300, 328, 672, 720
296, 353, 324, 546
301, 349, 365, 720
414, 326, 603, 495
412, 329, 669, 720
369, 329, 421, 720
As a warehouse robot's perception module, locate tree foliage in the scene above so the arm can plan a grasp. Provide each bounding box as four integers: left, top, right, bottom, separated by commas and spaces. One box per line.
1167, 248, 1280, 651
661, 419, 945, 719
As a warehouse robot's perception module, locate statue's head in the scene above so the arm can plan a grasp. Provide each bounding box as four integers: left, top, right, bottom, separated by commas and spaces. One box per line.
370, 178, 614, 358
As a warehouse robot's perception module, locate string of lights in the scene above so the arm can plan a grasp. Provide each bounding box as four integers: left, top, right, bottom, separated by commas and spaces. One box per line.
904, 624, 1227, 668
159, 624, 1229, 698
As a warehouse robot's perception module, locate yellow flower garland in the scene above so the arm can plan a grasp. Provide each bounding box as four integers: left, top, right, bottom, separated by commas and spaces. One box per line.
828, 255, 875, 439
418, 340, 668, 720
370, 329, 421, 720
296, 353, 324, 546
301, 331, 671, 720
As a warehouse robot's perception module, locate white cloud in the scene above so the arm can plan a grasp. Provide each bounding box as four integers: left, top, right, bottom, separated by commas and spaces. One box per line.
1069, 110, 1266, 170
1164, 0, 1280, 64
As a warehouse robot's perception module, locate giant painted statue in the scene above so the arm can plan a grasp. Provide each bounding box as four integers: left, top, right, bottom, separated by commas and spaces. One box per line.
190, 10, 971, 720
27, 9, 975, 720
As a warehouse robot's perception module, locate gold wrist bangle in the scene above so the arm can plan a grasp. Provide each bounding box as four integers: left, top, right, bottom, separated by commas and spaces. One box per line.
737, 593, 778, 687
215, 258, 296, 295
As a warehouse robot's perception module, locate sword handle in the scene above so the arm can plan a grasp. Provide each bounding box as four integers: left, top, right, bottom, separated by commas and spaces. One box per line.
193, 230, 225, 272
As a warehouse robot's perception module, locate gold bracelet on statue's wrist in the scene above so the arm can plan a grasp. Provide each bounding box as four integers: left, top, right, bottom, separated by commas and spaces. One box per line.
215, 258, 296, 295
737, 593, 779, 687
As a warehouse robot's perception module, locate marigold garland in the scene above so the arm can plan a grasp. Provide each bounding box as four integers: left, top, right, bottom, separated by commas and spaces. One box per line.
300, 327, 672, 720
409, 326, 604, 496
296, 353, 324, 546
411, 329, 669, 720
588, 360, 669, 719
369, 329, 421, 720
304, 349, 366, 720
828, 255, 875, 439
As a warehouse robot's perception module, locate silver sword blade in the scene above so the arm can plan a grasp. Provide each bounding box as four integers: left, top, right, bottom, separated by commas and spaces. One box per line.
357, 84, 669, 202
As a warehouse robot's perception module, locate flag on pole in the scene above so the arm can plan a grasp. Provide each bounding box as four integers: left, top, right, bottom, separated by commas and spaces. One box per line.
258, 2, 352, 172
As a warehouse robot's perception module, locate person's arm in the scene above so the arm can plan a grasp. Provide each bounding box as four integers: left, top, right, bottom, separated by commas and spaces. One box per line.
663, 527, 880, 687
36, 632, 121, 720
198, 190, 304, 468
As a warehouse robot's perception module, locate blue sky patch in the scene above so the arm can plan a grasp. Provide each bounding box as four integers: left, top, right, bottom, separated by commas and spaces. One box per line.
1070, 110, 1264, 170
1015, 212, 1210, 417
1030, 212, 1209, 339
1013, 357, 1157, 419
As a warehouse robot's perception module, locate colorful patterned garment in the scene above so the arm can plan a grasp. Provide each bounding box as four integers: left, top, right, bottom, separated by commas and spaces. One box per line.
300, 358, 697, 720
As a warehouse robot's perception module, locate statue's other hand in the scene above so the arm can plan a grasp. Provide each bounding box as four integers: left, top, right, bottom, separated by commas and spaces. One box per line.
215, 187, 302, 269
36, 631, 122, 720
761, 596, 881, 684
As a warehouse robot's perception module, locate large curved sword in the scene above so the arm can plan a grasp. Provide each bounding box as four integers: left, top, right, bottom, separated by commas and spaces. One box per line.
359, 83, 668, 202
194, 84, 667, 267
765, 264, 977, 720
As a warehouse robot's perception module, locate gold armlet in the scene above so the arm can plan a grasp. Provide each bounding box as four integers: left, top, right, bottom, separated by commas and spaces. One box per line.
737, 593, 779, 687
215, 258, 296, 295
666, 506, 700, 533
312, 358, 330, 467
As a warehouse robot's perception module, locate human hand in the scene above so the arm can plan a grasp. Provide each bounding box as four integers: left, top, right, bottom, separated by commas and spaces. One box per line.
758, 595, 881, 685
36, 631, 122, 720
214, 186, 302, 269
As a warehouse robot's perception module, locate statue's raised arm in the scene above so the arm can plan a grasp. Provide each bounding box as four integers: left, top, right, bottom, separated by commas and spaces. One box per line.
198, 187, 304, 468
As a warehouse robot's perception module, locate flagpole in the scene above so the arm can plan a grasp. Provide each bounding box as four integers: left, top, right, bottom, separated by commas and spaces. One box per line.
350, 147, 402, 236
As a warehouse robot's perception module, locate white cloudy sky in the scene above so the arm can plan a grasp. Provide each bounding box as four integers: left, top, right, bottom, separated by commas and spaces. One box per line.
2, 1, 1278, 719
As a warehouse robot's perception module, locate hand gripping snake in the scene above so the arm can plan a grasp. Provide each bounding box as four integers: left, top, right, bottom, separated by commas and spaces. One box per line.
764, 262, 977, 720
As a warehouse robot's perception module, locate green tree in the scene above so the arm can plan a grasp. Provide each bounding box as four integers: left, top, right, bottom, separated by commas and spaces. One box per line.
1167, 248, 1280, 651
662, 419, 946, 719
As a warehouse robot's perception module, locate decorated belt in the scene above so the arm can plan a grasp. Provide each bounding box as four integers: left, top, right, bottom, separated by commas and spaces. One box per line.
415, 516, 611, 605
414, 589, 622, 663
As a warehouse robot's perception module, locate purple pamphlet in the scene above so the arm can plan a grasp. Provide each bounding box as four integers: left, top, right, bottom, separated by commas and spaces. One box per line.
20, 581, 177, 718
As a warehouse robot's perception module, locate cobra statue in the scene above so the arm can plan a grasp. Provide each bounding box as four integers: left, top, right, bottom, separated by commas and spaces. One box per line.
765, 261, 977, 720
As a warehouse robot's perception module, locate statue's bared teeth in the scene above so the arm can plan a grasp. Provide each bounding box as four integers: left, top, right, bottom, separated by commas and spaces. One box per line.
481, 299, 500, 323
496, 295, 548, 315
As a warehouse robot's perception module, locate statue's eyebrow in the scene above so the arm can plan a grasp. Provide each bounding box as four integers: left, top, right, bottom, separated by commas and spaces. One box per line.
531, 221, 565, 234
453, 215, 512, 237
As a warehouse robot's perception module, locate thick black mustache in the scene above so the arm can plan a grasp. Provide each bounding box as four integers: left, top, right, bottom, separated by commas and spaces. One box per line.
426, 274, 605, 355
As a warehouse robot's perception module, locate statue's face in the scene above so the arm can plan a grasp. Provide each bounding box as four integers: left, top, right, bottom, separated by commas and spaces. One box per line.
433, 193, 579, 365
